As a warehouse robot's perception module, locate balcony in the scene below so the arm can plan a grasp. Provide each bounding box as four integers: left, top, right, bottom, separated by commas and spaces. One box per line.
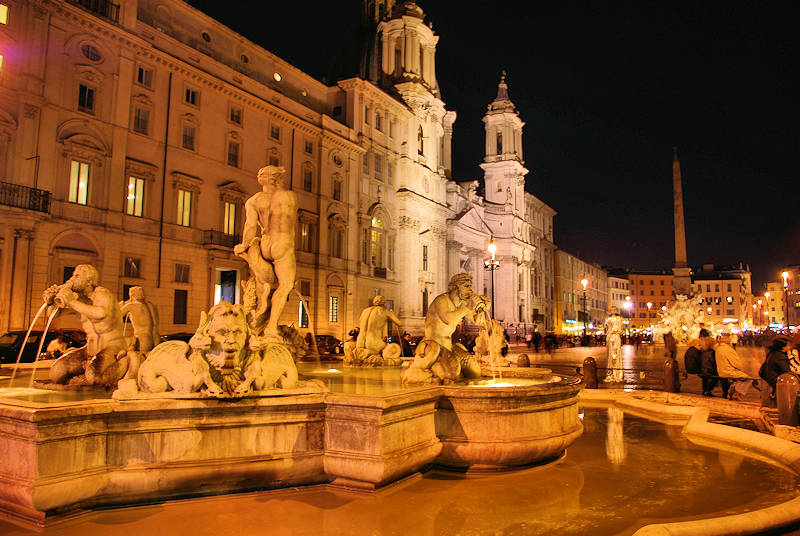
68, 0, 120, 23
203, 230, 241, 249
0, 182, 51, 213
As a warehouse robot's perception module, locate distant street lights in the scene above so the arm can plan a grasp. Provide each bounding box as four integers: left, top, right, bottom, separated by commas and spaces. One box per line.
646, 302, 653, 328
581, 278, 589, 340
765, 292, 771, 326
782, 271, 790, 330
484, 238, 499, 319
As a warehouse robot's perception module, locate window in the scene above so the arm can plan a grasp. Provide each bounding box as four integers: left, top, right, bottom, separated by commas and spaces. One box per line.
78, 84, 95, 114
375, 113, 382, 132
177, 189, 192, 226
496, 132, 502, 154
270, 124, 281, 141
223, 202, 236, 235
304, 140, 313, 154
173, 289, 188, 324
333, 179, 342, 201
81, 44, 102, 62
68, 161, 89, 205
182, 124, 196, 150
300, 222, 313, 252
374, 153, 382, 180
363, 152, 369, 175
715, 284, 720, 292
126, 177, 145, 216
422, 245, 428, 271
0, 4, 8, 24
364, 105, 370, 124
229, 105, 242, 126
329, 296, 339, 323
123, 257, 141, 278
388, 161, 394, 185
133, 106, 150, 135
389, 120, 394, 138
227, 139, 240, 167
332, 105, 342, 117
418, 126, 424, 155
727, 284, 732, 292
184, 88, 199, 106
370, 216, 383, 267
331, 227, 344, 258
136, 65, 153, 88
175, 263, 190, 283
302, 166, 313, 192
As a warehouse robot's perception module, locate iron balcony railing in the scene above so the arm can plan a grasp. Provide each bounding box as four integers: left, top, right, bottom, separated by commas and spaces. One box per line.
0, 182, 51, 213
69, 0, 120, 23
203, 230, 241, 249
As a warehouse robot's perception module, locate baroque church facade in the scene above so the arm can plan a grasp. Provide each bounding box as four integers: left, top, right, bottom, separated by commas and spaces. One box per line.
0, 0, 555, 338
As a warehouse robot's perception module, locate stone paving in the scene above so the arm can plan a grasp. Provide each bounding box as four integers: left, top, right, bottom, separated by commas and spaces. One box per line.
508, 342, 769, 404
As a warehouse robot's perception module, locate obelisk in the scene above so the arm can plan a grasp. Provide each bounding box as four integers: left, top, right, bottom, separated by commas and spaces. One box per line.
672, 147, 692, 295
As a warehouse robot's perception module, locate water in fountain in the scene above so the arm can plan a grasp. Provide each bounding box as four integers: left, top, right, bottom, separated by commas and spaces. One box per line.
483, 310, 502, 381
27, 306, 60, 388
9, 302, 48, 386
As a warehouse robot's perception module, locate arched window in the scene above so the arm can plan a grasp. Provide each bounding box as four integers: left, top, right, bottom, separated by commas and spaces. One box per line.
418, 126, 424, 156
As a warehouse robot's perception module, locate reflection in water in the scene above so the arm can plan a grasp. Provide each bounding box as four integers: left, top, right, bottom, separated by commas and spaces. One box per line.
605, 407, 627, 466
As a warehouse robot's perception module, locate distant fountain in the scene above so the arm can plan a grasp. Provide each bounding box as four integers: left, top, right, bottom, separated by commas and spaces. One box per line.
655, 293, 705, 342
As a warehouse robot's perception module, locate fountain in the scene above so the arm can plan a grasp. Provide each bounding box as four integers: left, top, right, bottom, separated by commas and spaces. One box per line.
1, 165, 797, 533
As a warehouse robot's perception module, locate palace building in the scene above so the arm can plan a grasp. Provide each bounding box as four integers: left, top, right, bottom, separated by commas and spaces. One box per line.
0, 0, 556, 338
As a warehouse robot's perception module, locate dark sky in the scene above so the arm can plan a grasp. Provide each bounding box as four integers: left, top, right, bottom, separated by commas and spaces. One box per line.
188, 1, 798, 289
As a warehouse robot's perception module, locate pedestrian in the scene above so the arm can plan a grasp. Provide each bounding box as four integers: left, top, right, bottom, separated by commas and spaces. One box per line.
683, 338, 702, 378
714, 334, 751, 401
663, 331, 677, 360
730, 331, 739, 349
525, 331, 533, 349
759, 336, 792, 402
533, 330, 542, 353
699, 329, 729, 397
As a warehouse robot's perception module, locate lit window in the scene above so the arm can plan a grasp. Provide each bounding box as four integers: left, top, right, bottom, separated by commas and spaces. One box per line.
177, 189, 192, 226
133, 106, 150, 135
182, 124, 196, 150
329, 296, 339, 323
68, 161, 89, 205
78, 84, 95, 114
223, 202, 236, 235
0, 5, 8, 24
126, 177, 145, 216
300, 222, 313, 252
370, 216, 383, 267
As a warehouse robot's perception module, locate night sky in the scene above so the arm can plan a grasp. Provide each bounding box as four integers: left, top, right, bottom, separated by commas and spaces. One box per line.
188, 1, 798, 289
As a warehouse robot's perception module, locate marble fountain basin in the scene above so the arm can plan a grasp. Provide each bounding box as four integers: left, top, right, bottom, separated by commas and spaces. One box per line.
0, 368, 581, 525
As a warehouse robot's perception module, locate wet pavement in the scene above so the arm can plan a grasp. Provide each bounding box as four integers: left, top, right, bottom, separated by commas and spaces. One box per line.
0, 407, 796, 536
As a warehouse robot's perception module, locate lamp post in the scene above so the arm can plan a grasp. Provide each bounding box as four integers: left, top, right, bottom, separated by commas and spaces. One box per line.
484, 238, 500, 319
782, 271, 790, 331
581, 278, 589, 341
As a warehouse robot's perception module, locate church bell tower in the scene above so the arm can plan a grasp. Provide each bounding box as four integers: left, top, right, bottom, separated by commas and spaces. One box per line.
480, 72, 528, 210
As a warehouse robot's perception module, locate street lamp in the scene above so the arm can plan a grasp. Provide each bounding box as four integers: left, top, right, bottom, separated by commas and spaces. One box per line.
782, 271, 790, 330
484, 238, 499, 319
581, 278, 589, 340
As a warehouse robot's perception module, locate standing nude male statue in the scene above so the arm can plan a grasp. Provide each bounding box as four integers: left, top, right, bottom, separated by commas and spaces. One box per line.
119, 286, 160, 353
234, 165, 297, 339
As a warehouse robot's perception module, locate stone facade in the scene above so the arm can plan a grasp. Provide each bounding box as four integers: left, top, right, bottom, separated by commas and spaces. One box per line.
0, 0, 556, 338
553, 250, 608, 334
